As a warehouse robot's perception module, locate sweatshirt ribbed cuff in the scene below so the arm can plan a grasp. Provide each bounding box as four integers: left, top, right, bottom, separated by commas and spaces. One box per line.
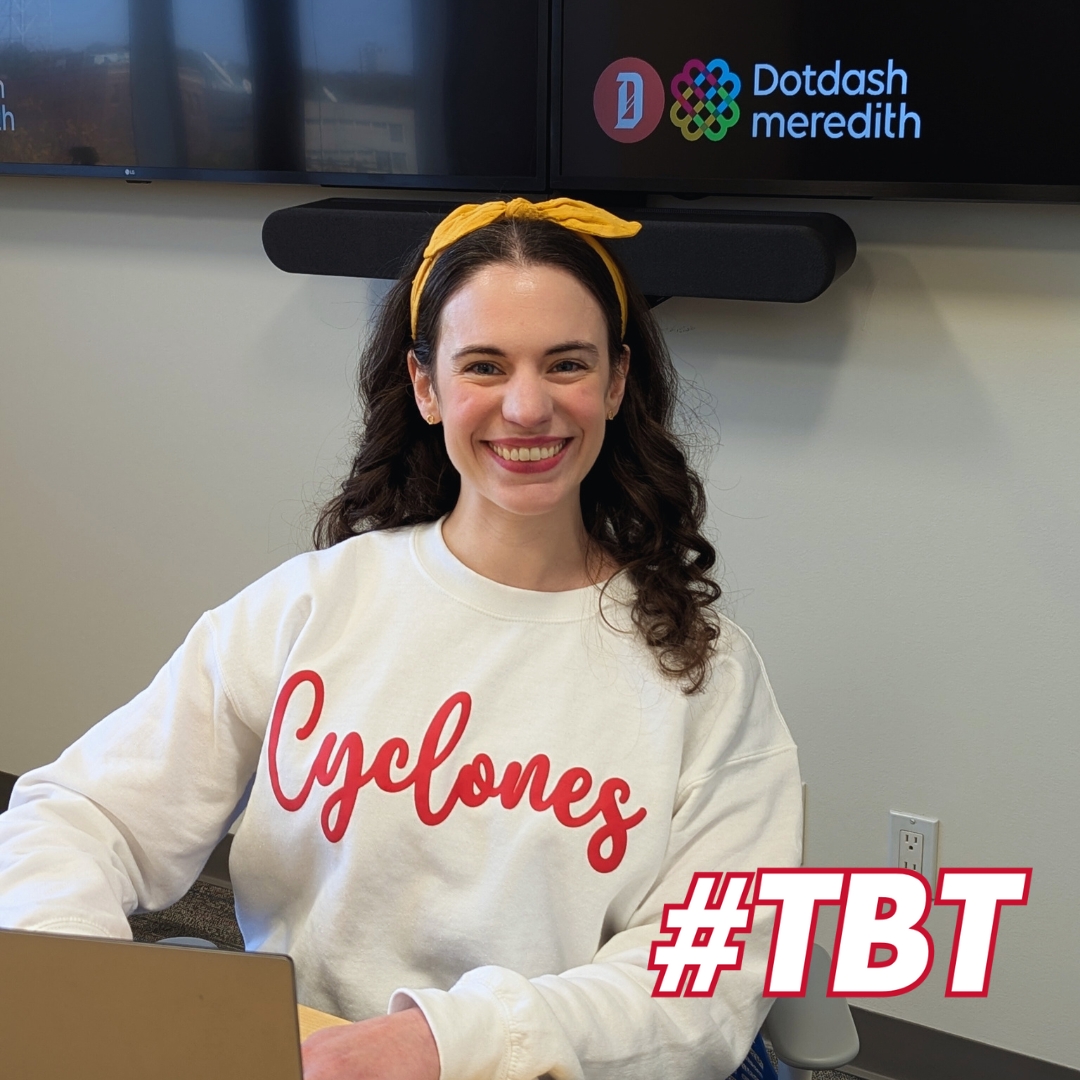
18, 916, 120, 938
389, 972, 512, 1080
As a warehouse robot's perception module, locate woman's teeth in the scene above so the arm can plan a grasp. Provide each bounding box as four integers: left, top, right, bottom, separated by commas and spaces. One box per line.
491, 440, 566, 462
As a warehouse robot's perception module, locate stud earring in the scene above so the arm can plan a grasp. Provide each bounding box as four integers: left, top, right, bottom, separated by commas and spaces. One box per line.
607, 410, 616, 421
426, 414, 438, 425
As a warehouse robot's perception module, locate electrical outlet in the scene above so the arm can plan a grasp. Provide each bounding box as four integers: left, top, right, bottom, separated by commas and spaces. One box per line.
888, 812, 939, 893
899, 829, 923, 873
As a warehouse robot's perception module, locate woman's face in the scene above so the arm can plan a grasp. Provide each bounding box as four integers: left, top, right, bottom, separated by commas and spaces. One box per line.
409, 262, 628, 521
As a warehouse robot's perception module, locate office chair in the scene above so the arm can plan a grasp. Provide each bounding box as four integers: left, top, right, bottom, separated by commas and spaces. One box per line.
761, 943, 860, 1080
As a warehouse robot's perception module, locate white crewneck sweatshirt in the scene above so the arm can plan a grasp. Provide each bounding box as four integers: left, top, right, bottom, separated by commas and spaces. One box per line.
0, 521, 802, 1080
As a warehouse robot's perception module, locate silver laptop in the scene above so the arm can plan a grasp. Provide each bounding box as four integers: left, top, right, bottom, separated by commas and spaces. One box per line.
0, 927, 303, 1079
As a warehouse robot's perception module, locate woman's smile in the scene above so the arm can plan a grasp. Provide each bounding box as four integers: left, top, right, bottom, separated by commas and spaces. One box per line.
485, 437, 570, 471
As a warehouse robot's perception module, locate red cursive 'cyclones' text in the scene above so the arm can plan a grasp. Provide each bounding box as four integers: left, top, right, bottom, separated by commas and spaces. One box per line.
267, 669, 647, 873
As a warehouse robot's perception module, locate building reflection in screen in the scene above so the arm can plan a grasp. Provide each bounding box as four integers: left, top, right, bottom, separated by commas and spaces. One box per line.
300, 0, 424, 176
0, 0, 532, 181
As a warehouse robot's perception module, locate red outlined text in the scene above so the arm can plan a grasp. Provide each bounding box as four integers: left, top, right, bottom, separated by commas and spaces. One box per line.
649, 867, 1031, 998
754, 869, 845, 995
830, 870, 934, 996
650, 872, 755, 996
935, 869, 1032, 996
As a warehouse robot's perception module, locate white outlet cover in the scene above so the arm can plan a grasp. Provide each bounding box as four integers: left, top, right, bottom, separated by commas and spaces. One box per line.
888, 811, 940, 895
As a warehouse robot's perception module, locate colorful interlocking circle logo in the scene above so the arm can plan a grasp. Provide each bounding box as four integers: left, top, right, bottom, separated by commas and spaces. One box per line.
594, 57, 665, 143
669, 58, 741, 142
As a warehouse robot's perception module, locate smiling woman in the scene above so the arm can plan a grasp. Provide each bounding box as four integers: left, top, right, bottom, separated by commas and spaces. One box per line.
0, 198, 802, 1080
317, 199, 724, 687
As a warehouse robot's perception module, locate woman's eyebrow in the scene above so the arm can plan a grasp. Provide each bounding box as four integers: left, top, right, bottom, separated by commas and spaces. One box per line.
452, 345, 507, 360
452, 341, 600, 361
544, 340, 599, 356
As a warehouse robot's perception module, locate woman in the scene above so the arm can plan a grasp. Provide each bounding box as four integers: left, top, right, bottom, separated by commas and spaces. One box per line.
0, 198, 802, 1080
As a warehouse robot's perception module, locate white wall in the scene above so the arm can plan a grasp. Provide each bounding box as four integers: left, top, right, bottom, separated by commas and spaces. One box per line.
1, 177, 1077, 1068
0, 177, 368, 764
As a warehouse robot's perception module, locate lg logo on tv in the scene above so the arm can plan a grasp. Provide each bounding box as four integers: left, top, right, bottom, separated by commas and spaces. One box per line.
594, 55, 921, 144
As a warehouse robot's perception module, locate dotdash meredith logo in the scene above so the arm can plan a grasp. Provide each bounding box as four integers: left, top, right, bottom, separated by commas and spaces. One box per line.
593, 58, 665, 143
669, 57, 741, 142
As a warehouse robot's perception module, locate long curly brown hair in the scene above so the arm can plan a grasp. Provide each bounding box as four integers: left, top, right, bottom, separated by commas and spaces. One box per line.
314, 215, 722, 692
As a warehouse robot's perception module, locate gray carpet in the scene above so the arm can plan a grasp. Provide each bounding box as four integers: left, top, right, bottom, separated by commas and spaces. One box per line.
761, 1041, 860, 1080
128, 878, 245, 951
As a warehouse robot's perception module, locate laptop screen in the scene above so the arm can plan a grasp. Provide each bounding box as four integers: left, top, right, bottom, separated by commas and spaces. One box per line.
0, 928, 303, 1080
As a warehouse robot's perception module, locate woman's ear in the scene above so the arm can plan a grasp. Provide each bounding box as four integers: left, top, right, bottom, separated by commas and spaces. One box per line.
407, 349, 440, 424
606, 344, 630, 416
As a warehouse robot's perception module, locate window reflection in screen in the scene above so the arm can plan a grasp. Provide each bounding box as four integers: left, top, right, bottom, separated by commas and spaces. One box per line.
0, 0, 538, 180
172, 0, 253, 170
301, 0, 420, 176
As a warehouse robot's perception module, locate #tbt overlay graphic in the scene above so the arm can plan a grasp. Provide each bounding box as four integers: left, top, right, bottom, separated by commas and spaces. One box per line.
648, 868, 1031, 998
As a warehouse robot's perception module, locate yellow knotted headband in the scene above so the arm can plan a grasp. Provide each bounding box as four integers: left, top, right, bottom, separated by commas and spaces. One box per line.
409, 197, 642, 340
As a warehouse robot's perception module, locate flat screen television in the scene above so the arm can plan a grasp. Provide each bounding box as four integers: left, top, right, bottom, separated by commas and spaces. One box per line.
0, 0, 547, 190
6, 1, 1080, 201
553, 0, 1080, 200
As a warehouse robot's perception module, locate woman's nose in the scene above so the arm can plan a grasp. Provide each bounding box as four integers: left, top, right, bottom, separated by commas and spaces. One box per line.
502, 371, 552, 428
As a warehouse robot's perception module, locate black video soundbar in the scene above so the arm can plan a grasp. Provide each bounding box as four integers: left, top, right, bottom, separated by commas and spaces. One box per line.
262, 199, 856, 303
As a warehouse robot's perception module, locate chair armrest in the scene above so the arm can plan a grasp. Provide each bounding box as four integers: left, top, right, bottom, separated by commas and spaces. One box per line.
156, 936, 219, 949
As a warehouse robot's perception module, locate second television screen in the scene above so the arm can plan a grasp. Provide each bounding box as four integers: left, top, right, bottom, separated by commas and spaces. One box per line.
556, 0, 1080, 197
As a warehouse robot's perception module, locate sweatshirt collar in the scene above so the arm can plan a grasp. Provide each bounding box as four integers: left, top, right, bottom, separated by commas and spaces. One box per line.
410, 518, 629, 623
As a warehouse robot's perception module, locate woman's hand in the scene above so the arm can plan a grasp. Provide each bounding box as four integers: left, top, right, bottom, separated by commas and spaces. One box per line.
302, 1006, 440, 1080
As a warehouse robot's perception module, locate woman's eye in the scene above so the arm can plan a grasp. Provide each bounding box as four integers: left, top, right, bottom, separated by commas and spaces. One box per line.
467, 362, 500, 375
551, 358, 586, 373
